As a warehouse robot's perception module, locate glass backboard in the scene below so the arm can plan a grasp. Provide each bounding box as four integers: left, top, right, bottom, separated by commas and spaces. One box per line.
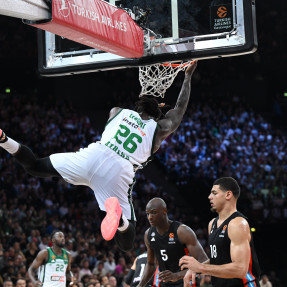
36, 0, 257, 76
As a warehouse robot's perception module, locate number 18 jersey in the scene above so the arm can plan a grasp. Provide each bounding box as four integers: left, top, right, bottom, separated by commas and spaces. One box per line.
100, 109, 158, 167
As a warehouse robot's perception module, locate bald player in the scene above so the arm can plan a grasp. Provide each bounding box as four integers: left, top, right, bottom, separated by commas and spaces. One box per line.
137, 197, 208, 287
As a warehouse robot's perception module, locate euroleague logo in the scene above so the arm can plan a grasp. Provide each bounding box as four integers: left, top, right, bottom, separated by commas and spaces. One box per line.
217, 6, 228, 18
58, 0, 71, 18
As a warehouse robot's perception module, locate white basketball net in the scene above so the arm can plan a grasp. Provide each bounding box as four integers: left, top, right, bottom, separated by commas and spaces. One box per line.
139, 61, 191, 98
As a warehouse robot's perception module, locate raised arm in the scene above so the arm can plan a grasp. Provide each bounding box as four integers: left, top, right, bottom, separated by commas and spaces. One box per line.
154, 61, 197, 151
137, 230, 156, 287
28, 250, 48, 287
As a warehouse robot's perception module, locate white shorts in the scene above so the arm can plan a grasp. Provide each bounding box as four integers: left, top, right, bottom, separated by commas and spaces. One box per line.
50, 142, 136, 221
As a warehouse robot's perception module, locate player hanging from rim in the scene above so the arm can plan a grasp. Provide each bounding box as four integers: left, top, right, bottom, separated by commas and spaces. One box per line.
0, 61, 197, 252
28, 230, 74, 287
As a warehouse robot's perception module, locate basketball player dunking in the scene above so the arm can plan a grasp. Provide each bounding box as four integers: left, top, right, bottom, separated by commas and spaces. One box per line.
0, 62, 197, 252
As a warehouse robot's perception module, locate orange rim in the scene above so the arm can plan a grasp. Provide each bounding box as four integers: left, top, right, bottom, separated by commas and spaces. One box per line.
161, 60, 195, 67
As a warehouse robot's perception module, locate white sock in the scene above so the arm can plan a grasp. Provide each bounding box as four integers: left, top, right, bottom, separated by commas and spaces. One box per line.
0, 137, 20, 154
117, 214, 129, 232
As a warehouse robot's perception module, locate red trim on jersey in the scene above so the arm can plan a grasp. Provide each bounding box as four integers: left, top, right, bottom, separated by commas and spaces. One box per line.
184, 248, 189, 255
153, 266, 159, 287
242, 247, 257, 286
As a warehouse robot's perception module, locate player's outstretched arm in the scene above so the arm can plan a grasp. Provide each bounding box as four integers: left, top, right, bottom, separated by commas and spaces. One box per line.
156, 61, 197, 142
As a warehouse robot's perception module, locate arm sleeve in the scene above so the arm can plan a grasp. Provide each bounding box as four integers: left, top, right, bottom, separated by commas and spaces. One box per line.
125, 269, 136, 285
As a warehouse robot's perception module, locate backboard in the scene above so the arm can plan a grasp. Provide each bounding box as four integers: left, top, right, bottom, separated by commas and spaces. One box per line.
37, 0, 257, 76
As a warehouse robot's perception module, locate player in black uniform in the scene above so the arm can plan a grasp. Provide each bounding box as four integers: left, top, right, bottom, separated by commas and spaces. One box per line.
137, 197, 208, 287
125, 252, 159, 287
179, 177, 261, 287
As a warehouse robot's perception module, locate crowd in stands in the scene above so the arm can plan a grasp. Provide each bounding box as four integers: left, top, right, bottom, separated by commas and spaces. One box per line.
0, 92, 181, 287
156, 95, 287, 225
1, 2, 287, 286
0, 91, 284, 287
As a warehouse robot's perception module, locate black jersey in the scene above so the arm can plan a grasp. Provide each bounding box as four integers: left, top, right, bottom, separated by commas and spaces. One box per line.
147, 221, 189, 287
130, 253, 156, 287
208, 211, 260, 287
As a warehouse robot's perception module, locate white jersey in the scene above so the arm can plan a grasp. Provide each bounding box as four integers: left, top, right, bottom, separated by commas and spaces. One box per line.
100, 109, 158, 167
49, 109, 158, 221
38, 247, 69, 287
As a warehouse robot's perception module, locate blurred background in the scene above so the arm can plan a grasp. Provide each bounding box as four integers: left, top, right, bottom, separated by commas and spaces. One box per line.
1, 1, 287, 286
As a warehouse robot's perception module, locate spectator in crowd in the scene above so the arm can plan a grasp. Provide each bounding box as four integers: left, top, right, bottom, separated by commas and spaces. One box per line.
108, 276, 117, 287
15, 279, 26, 287
260, 275, 273, 287
100, 276, 109, 286
3, 280, 14, 287
79, 261, 93, 281
92, 262, 108, 278
104, 254, 116, 275
81, 275, 92, 287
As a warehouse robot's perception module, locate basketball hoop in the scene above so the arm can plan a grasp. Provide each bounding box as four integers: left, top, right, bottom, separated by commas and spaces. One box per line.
139, 61, 192, 98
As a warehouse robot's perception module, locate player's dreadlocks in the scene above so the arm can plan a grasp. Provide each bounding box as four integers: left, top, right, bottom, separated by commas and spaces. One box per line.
135, 96, 165, 121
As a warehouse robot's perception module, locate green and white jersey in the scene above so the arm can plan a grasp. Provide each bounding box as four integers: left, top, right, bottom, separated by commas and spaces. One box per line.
38, 247, 69, 287
100, 109, 158, 167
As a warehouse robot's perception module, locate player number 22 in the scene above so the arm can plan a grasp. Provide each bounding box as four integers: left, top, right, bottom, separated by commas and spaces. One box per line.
56, 264, 64, 271
114, 124, 142, 153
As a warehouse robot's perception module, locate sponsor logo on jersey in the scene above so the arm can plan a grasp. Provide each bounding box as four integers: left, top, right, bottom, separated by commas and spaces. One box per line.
51, 275, 65, 281
219, 225, 227, 237
105, 141, 130, 160
168, 233, 175, 244
221, 225, 227, 233
151, 237, 155, 241
123, 116, 146, 136
129, 114, 147, 129
151, 232, 155, 236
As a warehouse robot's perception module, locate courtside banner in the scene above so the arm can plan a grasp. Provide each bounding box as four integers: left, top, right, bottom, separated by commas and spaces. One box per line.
30, 0, 144, 58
